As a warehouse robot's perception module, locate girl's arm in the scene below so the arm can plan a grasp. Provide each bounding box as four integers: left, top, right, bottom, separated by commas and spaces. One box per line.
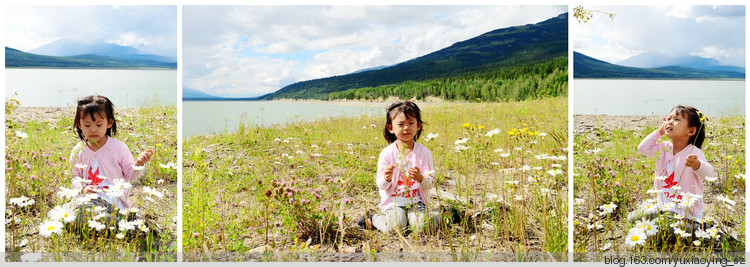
376, 152, 394, 191
637, 130, 664, 157
418, 152, 435, 191
692, 150, 716, 179
120, 143, 146, 182
69, 142, 85, 194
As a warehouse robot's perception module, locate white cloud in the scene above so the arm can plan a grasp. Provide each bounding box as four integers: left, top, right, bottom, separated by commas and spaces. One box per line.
5, 6, 176, 57
183, 5, 567, 97
574, 5, 744, 67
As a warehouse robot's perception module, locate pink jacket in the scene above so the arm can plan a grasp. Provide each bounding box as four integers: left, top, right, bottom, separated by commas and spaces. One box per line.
376, 141, 435, 210
69, 137, 145, 209
638, 130, 715, 219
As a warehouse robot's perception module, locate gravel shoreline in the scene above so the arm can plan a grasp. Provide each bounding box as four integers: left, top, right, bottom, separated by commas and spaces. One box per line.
9, 106, 141, 123
574, 114, 662, 136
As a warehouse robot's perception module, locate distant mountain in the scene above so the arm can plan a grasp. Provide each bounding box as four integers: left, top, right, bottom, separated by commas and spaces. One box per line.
5, 47, 177, 69
574, 51, 744, 79
348, 65, 389, 75
617, 51, 744, 74
259, 12, 568, 100
30, 39, 176, 63
183, 87, 222, 100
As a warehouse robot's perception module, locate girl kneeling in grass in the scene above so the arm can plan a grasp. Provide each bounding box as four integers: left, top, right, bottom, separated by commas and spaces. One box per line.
360, 101, 441, 234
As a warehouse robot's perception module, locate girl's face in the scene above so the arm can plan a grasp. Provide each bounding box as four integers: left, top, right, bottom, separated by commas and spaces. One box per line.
388, 112, 421, 145
79, 111, 113, 147
664, 110, 695, 141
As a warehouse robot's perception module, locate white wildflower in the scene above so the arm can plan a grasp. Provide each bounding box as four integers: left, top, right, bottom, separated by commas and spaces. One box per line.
425, 133, 439, 141
485, 128, 501, 137
56, 186, 78, 200
38, 220, 64, 237
143, 186, 164, 199
87, 220, 106, 231
15, 131, 28, 139
635, 219, 658, 236
625, 228, 647, 247
454, 138, 469, 145
599, 203, 617, 215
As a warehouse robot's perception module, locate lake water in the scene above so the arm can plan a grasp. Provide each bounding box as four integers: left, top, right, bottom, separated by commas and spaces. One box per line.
183, 100, 385, 137
574, 79, 745, 116
5, 69, 177, 107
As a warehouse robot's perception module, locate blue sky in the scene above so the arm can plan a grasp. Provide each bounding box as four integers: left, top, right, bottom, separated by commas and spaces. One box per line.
183, 5, 567, 98
573, 5, 745, 67
5, 5, 177, 57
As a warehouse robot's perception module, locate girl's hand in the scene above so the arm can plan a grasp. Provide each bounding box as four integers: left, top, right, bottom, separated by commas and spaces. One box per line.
384, 165, 396, 182
135, 149, 153, 167
685, 154, 701, 170
659, 116, 669, 135
408, 167, 423, 183
82, 185, 101, 194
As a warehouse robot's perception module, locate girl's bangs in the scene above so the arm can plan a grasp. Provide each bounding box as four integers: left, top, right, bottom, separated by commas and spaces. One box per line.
81, 103, 106, 121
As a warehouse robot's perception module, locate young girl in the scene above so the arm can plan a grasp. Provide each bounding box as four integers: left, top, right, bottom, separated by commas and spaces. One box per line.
366, 101, 440, 234
637, 105, 715, 221
69, 95, 153, 210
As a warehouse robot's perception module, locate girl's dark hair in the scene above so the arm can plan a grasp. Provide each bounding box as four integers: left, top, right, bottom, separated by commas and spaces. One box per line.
670, 105, 706, 148
73, 95, 117, 140
383, 101, 424, 144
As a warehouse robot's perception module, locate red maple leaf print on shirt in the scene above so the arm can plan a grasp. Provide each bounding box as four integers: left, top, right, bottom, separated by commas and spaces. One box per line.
89, 167, 103, 187
662, 171, 678, 189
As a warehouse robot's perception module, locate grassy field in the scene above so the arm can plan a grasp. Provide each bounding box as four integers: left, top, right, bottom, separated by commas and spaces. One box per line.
573, 114, 745, 260
182, 97, 568, 262
4, 102, 178, 262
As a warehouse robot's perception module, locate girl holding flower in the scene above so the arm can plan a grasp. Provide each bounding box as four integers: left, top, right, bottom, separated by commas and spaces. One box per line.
361, 101, 440, 234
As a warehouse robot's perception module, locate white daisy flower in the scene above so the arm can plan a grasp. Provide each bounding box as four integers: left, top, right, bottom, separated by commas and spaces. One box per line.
599, 203, 617, 215
485, 128, 501, 137
635, 219, 658, 236
625, 228, 647, 247
38, 220, 64, 237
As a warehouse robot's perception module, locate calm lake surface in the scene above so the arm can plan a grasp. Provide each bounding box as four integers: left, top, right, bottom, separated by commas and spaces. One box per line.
5, 69, 177, 107
574, 79, 745, 116
183, 100, 385, 137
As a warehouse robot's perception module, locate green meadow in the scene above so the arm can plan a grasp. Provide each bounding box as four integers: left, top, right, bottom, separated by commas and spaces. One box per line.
183, 97, 568, 261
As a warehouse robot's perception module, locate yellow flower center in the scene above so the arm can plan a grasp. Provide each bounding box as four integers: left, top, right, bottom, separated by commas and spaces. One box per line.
631, 235, 640, 242
48, 226, 56, 231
